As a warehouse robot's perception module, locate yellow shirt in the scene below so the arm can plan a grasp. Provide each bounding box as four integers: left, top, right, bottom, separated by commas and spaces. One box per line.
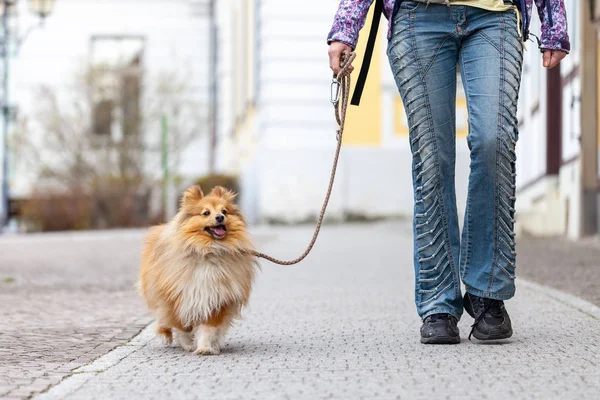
449, 0, 522, 38
449, 0, 516, 12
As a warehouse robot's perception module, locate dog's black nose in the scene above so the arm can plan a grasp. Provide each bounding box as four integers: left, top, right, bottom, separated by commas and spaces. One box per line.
215, 214, 224, 223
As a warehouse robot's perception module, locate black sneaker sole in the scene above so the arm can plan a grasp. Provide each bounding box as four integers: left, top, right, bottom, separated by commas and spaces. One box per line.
470, 328, 513, 341
420, 335, 461, 344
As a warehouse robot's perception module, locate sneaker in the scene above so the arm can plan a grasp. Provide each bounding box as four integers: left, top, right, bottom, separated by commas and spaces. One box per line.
420, 313, 461, 344
464, 293, 513, 340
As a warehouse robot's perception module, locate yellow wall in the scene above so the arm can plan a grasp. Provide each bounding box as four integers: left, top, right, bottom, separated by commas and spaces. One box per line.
394, 97, 407, 136
455, 96, 468, 138
343, 5, 382, 146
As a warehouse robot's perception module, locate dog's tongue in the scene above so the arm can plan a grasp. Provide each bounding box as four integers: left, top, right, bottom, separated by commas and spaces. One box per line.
214, 226, 226, 236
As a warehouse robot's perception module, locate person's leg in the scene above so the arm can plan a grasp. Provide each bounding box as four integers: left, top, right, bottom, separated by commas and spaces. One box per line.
458, 6, 523, 339
388, 2, 464, 339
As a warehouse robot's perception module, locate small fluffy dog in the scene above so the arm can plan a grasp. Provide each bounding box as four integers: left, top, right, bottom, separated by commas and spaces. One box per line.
139, 185, 258, 355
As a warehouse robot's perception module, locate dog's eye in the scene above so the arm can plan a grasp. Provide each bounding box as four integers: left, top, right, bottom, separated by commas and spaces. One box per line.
221, 210, 227, 215
203, 211, 210, 216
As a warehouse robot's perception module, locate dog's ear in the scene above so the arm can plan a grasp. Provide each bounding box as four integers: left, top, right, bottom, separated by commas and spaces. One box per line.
210, 186, 237, 202
181, 185, 204, 206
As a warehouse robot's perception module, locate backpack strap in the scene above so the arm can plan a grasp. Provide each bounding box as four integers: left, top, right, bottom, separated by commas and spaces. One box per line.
350, 0, 384, 106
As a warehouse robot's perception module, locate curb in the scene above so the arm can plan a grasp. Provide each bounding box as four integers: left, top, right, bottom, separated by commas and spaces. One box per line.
519, 279, 600, 320
35, 325, 156, 400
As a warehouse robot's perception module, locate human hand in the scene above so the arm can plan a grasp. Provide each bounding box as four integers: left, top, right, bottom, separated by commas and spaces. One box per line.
542, 50, 567, 69
328, 41, 354, 76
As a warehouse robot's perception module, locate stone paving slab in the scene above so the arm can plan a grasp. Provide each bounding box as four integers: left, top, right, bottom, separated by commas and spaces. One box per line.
0, 230, 153, 399
34, 222, 600, 400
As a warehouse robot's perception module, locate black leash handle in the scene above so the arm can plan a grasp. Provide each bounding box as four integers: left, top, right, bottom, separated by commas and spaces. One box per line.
350, 0, 384, 106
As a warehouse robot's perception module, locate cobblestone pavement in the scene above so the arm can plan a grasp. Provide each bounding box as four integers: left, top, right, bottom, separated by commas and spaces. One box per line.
0, 231, 153, 399
31, 221, 600, 400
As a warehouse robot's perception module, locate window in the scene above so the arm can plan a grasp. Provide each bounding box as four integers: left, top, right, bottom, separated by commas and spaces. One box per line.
89, 35, 145, 141
92, 99, 114, 136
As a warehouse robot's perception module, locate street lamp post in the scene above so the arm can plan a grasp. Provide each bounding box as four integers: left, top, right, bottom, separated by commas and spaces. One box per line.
0, 0, 56, 231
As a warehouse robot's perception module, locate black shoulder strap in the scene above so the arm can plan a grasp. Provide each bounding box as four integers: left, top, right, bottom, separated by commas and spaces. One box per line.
350, 0, 384, 106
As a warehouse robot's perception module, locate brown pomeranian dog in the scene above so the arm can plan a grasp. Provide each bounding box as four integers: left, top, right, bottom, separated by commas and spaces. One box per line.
139, 185, 258, 355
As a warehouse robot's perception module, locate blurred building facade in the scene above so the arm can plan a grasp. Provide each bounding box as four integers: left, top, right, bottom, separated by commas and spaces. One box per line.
215, 0, 474, 225
3, 0, 599, 238
214, 0, 600, 239
515, 0, 600, 239
3, 0, 212, 226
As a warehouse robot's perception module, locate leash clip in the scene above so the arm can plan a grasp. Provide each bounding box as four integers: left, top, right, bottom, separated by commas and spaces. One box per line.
330, 78, 341, 105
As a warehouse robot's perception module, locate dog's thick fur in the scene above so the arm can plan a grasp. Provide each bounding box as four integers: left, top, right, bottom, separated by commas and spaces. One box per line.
139, 185, 258, 355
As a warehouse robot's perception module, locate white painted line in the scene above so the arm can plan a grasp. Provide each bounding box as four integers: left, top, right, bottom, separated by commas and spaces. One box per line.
73, 345, 142, 374
34, 325, 155, 400
520, 279, 600, 320
36, 374, 95, 400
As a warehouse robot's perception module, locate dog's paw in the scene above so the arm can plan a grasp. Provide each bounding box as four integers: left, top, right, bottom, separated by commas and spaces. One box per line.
180, 341, 195, 352
175, 333, 195, 352
160, 335, 173, 346
194, 346, 220, 355
157, 326, 173, 345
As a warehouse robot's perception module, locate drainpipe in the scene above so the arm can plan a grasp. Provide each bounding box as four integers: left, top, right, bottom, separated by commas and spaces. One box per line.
1, 1, 10, 231
208, 0, 218, 173
580, 0, 598, 235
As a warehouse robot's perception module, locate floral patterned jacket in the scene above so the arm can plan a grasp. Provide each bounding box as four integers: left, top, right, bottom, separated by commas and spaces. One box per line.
328, 0, 570, 53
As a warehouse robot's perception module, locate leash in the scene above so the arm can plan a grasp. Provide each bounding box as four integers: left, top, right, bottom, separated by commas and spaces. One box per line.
351, 0, 384, 106
250, 52, 357, 265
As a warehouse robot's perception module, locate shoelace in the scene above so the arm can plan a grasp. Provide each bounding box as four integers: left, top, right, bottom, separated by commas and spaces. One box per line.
468, 298, 503, 340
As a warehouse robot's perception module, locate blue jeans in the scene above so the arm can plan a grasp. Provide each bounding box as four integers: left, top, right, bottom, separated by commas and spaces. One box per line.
387, 1, 523, 320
